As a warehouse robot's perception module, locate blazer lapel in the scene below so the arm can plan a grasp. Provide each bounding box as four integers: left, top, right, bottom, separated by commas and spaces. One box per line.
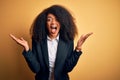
54, 39, 69, 69
41, 38, 69, 70
41, 39, 49, 68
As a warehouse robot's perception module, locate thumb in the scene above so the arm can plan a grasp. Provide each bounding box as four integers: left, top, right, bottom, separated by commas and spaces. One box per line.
20, 37, 24, 41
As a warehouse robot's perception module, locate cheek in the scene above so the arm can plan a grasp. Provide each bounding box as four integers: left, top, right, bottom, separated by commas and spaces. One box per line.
58, 24, 61, 30
47, 22, 50, 26
47, 22, 50, 28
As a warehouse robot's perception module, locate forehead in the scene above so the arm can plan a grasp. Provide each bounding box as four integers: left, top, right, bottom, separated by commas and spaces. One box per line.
47, 13, 56, 18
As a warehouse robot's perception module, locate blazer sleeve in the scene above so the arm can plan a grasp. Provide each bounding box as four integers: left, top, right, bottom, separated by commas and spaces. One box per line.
63, 41, 82, 73
22, 39, 40, 73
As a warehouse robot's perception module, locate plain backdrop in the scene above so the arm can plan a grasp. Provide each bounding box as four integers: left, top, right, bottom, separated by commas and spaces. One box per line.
0, 0, 120, 80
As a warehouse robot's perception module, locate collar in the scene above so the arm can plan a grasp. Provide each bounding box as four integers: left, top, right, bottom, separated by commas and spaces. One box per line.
47, 34, 59, 41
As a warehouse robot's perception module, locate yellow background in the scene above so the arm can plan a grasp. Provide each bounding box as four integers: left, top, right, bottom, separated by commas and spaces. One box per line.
0, 0, 120, 80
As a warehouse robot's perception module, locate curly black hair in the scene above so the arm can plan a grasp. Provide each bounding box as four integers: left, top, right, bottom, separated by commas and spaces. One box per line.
30, 5, 78, 42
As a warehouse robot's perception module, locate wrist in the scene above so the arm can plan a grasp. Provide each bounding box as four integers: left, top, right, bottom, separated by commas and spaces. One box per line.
75, 47, 82, 52
24, 46, 29, 52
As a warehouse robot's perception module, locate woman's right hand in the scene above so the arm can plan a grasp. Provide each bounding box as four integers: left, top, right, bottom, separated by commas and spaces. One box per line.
10, 34, 29, 51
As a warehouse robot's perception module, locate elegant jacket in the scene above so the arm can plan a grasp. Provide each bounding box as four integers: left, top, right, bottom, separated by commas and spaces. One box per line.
23, 38, 82, 80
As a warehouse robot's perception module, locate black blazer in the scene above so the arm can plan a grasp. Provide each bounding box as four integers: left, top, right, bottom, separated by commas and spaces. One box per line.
23, 38, 82, 80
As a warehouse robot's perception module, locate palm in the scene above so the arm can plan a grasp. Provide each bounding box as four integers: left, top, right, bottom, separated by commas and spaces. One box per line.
76, 32, 93, 50
10, 34, 29, 51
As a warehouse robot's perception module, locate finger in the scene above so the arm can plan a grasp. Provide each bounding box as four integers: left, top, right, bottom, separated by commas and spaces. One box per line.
20, 37, 25, 41
78, 34, 84, 41
9, 34, 14, 38
9, 34, 18, 41
78, 32, 93, 42
85, 32, 93, 38
79, 32, 93, 43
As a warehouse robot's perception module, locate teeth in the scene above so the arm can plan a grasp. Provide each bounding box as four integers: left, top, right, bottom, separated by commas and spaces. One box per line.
51, 25, 57, 29
52, 25, 56, 27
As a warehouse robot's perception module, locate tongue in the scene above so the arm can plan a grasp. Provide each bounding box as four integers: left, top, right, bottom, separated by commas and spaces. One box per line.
51, 29, 56, 34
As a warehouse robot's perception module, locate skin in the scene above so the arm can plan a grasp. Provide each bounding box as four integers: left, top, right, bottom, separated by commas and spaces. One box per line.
46, 14, 60, 39
9, 13, 93, 52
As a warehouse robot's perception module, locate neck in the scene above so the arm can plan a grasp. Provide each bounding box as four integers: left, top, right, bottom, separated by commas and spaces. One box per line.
48, 35, 57, 40
48, 33, 60, 40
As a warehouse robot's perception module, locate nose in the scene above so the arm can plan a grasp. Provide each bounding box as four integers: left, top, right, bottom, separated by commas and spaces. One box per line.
51, 19, 56, 24
51, 20, 57, 26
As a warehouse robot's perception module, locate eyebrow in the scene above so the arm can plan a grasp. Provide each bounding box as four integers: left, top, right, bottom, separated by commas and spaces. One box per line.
47, 15, 57, 20
47, 16, 52, 18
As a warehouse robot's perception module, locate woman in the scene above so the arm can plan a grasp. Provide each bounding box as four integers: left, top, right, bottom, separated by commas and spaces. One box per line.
10, 5, 93, 80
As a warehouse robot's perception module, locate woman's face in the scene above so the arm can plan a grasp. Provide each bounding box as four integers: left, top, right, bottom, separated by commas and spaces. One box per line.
46, 13, 60, 39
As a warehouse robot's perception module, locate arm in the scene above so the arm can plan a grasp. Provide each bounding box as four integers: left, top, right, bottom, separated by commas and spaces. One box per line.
63, 41, 82, 73
63, 32, 93, 72
22, 40, 40, 73
10, 34, 40, 73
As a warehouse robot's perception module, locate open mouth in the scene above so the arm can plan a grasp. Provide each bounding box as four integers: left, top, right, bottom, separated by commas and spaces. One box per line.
50, 25, 57, 33
51, 25, 57, 29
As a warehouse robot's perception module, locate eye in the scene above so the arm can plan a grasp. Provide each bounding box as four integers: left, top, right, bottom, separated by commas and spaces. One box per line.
47, 18, 52, 22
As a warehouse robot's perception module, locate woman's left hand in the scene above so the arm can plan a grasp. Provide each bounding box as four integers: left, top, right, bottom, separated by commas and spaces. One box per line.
76, 32, 93, 51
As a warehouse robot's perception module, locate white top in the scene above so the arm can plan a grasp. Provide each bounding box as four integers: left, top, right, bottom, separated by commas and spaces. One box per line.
47, 35, 59, 80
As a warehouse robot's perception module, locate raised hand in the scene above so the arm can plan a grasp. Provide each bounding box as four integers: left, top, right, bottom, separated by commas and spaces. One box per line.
76, 32, 93, 51
10, 34, 29, 51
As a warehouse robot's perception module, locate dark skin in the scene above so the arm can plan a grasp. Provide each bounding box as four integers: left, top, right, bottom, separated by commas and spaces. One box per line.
10, 13, 93, 52
9, 32, 93, 52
